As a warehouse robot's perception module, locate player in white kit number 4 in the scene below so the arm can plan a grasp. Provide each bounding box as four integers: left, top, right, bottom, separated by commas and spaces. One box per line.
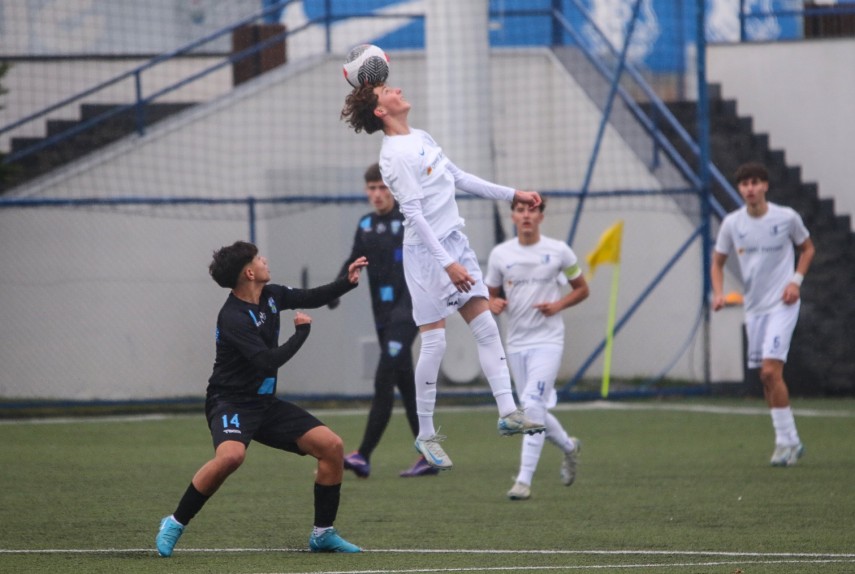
485, 197, 589, 500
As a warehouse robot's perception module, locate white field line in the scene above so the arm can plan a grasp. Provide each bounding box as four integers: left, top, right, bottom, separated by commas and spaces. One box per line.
3, 547, 854, 573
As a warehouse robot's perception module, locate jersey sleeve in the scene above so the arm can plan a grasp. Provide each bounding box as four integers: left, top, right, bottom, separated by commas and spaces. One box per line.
269, 280, 357, 310
447, 160, 515, 201
714, 216, 734, 255
400, 199, 455, 268
561, 244, 582, 280
788, 208, 810, 246
484, 246, 504, 288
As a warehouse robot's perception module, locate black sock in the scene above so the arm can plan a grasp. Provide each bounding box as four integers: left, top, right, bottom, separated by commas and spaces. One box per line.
313, 483, 341, 528
173, 482, 210, 526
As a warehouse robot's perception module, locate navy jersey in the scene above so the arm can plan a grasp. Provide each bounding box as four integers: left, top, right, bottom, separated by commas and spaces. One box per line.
339, 204, 413, 327
207, 278, 355, 398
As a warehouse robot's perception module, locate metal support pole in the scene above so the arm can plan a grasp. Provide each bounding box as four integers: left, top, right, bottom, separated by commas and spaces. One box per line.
696, 0, 712, 387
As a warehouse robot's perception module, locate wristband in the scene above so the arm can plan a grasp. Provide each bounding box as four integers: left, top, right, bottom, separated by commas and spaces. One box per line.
792, 272, 804, 287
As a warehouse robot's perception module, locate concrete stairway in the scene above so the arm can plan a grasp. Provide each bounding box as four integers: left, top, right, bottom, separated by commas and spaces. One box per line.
1, 102, 194, 192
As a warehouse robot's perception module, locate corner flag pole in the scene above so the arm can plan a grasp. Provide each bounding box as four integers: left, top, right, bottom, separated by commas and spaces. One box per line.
585, 220, 624, 399
601, 261, 621, 398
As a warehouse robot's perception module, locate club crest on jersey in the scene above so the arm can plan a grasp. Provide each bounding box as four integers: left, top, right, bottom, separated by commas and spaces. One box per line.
388, 340, 403, 357
268, 297, 277, 314
391, 220, 401, 235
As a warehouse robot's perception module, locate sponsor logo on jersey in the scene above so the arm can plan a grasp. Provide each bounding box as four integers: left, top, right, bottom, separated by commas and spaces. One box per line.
377, 222, 387, 234
268, 297, 277, 314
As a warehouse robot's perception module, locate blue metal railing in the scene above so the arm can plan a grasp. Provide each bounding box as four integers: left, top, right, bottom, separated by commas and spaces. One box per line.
0, 0, 424, 168
1, 0, 296, 165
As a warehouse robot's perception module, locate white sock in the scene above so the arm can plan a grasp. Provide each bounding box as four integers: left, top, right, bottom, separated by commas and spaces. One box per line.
517, 432, 545, 486
544, 412, 574, 452
469, 311, 516, 416
415, 328, 445, 439
312, 526, 332, 537
515, 399, 547, 485
771, 407, 800, 446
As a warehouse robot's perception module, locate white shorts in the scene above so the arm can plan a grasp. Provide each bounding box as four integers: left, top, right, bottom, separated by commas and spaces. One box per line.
403, 230, 488, 326
506, 345, 563, 410
744, 302, 800, 369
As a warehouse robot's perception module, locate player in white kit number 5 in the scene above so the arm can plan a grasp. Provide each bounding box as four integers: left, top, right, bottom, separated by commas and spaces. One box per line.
711, 162, 815, 467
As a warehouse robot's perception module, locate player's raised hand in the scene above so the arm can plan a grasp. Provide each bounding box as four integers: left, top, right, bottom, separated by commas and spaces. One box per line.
347, 256, 368, 283
294, 311, 312, 326
513, 190, 541, 208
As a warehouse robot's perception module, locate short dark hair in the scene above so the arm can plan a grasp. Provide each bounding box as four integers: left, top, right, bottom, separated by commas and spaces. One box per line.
364, 162, 382, 183
209, 241, 257, 288
734, 162, 769, 184
341, 84, 384, 134
511, 195, 546, 212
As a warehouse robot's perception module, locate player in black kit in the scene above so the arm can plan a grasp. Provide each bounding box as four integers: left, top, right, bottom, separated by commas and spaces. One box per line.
331, 164, 437, 478
155, 241, 368, 557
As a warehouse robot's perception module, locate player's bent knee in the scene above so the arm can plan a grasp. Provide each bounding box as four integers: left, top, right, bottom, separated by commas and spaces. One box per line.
215, 443, 247, 472
302, 426, 344, 460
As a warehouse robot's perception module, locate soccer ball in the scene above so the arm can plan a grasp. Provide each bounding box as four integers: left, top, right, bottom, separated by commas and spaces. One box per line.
343, 44, 389, 88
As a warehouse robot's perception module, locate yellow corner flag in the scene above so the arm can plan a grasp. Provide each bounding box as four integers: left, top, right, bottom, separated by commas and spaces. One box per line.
586, 220, 624, 398
586, 220, 624, 279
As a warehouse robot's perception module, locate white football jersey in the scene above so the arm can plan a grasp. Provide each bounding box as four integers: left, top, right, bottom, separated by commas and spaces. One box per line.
485, 236, 580, 353
715, 202, 810, 317
379, 128, 462, 246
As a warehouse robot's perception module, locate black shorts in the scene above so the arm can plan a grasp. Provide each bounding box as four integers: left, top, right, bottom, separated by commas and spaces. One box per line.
205, 395, 324, 454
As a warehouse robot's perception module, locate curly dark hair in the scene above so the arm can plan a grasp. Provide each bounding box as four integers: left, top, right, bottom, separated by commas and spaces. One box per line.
341, 84, 384, 134
209, 241, 258, 289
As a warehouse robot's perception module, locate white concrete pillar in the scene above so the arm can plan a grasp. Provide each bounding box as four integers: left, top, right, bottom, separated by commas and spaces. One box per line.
425, 0, 495, 179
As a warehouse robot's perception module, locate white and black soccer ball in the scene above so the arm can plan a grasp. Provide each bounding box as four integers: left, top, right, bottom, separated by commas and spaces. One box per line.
343, 44, 389, 88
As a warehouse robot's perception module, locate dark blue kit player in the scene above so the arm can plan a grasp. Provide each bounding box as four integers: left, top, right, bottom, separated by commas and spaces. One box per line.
331, 163, 438, 479
156, 241, 368, 556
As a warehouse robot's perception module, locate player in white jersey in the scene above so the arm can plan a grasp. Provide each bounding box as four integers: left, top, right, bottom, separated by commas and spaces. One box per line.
711, 162, 815, 467
342, 83, 546, 471
485, 197, 590, 500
